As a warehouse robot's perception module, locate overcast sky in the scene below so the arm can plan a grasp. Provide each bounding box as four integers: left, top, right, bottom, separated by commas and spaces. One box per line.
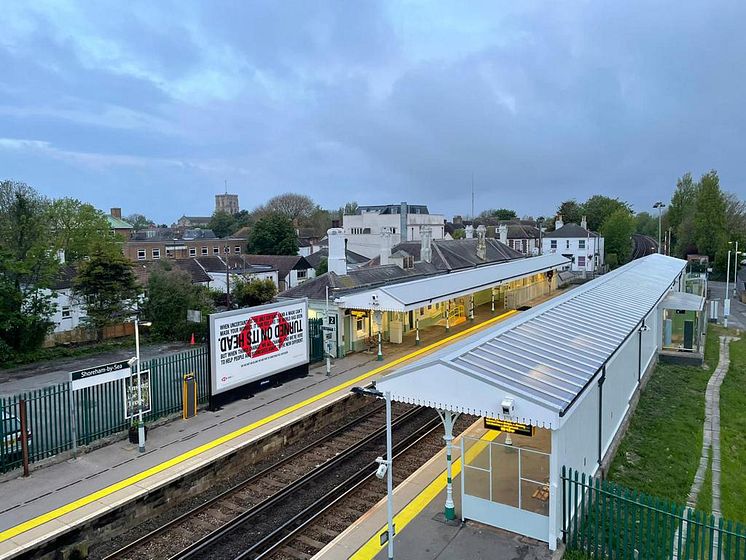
1, 1, 745, 222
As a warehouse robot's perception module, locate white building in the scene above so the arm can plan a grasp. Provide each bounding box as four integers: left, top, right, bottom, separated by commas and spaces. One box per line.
342, 202, 446, 258
542, 215, 605, 274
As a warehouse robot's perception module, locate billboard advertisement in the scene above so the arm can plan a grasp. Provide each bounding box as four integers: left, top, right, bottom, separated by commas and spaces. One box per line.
209, 299, 309, 395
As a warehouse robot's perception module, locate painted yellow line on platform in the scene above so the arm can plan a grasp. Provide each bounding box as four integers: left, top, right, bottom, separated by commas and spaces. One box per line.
351, 429, 502, 560
0, 310, 517, 545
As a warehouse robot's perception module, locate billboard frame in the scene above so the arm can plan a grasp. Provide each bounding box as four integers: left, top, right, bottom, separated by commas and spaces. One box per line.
208, 298, 310, 402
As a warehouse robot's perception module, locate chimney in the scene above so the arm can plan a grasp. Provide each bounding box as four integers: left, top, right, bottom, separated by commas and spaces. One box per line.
420, 226, 432, 263
465, 224, 474, 239
380, 227, 392, 266
400, 201, 408, 242
110, 207, 122, 219
581, 215, 588, 230
555, 214, 564, 230
327, 228, 347, 276
498, 224, 508, 245
476, 225, 487, 260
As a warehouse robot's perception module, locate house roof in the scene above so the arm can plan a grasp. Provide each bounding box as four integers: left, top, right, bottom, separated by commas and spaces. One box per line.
193, 256, 276, 274
180, 215, 212, 222
304, 248, 371, 269
505, 224, 540, 239
52, 265, 78, 290
131, 260, 211, 286
243, 255, 312, 280
544, 223, 600, 239
107, 215, 133, 230
375, 254, 687, 428
366, 238, 524, 271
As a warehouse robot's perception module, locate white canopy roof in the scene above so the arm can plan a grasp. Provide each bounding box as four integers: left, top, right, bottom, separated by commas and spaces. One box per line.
375, 254, 687, 429
336, 253, 570, 312
661, 291, 705, 311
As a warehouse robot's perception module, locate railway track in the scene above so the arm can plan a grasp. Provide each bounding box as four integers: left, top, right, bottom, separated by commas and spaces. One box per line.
171, 406, 440, 560
632, 234, 658, 260
100, 400, 414, 560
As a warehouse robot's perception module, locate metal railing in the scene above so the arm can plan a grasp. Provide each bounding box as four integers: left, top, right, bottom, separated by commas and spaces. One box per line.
562, 467, 746, 559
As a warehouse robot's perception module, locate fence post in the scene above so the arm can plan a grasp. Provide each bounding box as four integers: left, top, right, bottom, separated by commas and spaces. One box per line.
19, 398, 30, 477
68, 382, 78, 459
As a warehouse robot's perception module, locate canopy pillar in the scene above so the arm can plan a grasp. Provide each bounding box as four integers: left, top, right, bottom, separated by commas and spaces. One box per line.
437, 409, 460, 520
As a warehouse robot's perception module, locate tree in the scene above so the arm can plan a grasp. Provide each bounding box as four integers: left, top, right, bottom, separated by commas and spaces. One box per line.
124, 213, 153, 231
315, 258, 328, 275
49, 198, 117, 262
141, 264, 213, 341
557, 200, 584, 225
265, 193, 316, 223
479, 208, 518, 221
232, 278, 277, 308
668, 173, 698, 234
634, 212, 658, 238
583, 195, 631, 232
342, 201, 359, 215
601, 208, 636, 266
208, 211, 235, 238
694, 170, 727, 260
452, 228, 465, 239
248, 213, 299, 255
73, 249, 140, 335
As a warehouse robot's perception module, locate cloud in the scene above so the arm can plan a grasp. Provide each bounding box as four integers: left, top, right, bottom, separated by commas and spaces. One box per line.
1, 1, 745, 221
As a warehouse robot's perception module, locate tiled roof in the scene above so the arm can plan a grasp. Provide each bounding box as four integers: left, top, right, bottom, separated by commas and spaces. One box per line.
544, 223, 600, 239
243, 255, 312, 280
107, 215, 133, 229
304, 248, 371, 269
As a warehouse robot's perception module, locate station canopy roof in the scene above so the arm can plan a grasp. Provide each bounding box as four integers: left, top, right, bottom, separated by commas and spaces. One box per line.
661, 291, 705, 311
375, 254, 687, 429
336, 253, 570, 312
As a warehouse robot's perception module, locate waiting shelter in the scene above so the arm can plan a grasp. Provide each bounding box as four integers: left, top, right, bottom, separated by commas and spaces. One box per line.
374, 254, 688, 550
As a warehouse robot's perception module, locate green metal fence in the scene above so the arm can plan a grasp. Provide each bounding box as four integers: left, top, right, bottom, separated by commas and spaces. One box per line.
0, 346, 209, 473
563, 467, 746, 559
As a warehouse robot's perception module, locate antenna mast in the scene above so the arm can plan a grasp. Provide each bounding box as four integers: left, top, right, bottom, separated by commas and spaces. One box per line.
471, 173, 475, 219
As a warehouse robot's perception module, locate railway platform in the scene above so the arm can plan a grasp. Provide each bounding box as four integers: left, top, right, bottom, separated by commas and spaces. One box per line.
0, 304, 528, 559
314, 419, 559, 560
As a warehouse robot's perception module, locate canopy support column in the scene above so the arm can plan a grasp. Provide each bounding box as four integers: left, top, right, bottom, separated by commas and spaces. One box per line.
446, 301, 450, 332
437, 409, 461, 520
469, 295, 474, 321
415, 315, 420, 346
374, 310, 383, 361
491, 287, 496, 312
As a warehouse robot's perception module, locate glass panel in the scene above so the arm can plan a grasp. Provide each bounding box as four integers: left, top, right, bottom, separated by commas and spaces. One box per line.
463, 465, 491, 501
490, 443, 519, 508
463, 436, 491, 471
521, 479, 550, 515
520, 448, 550, 487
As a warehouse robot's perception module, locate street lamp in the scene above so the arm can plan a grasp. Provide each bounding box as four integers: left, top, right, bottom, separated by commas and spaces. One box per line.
129, 314, 152, 453
725, 242, 732, 328
653, 202, 665, 254
536, 217, 545, 256
732, 241, 740, 297
351, 386, 394, 560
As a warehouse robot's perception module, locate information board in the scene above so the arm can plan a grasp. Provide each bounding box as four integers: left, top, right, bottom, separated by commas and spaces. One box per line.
124, 370, 152, 419
209, 299, 309, 395
483, 417, 534, 436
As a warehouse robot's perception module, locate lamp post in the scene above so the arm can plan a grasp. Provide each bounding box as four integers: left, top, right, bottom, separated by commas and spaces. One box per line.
733, 241, 740, 297
352, 386, 394, 560
132, 315, 152, 453
536, 217, 544, 256
725, 242, 732, 328
653, 202, 665, 254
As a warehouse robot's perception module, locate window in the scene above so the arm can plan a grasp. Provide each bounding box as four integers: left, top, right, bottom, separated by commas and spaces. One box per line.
189, 247, 196, 257
61, 306, 71, 319
356, 317, 364, 331
224, 246, 230, 253
297, 269, 307, 279
213, 247, 220, 254
566, 240, 570, 249
550, 240, 557, 249
234, 246, 241, 254
578, 256, 586, 267
152, 248, 160, 259
578, 240, 586, 249
137, 249, 146, 260
201, 247, 208, 255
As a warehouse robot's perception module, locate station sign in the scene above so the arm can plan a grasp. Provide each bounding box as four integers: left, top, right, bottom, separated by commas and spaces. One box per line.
483, 417, 534, 437
70, 360, 131, 391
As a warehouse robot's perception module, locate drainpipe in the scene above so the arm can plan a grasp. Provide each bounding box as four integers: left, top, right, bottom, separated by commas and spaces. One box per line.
597, 366, 606, 474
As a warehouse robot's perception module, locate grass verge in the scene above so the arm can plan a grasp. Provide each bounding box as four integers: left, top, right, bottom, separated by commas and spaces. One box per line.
607, 328, 719, 503
720, 331, 746, 522
1, 337, 148, 369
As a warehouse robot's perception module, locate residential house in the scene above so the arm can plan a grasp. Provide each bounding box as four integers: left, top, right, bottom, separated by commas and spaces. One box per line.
542, 215, 605, 274
192, 255, 278, 292
107, 208, 133, 238
124, 228, 247, 262
242, 255, 315, 291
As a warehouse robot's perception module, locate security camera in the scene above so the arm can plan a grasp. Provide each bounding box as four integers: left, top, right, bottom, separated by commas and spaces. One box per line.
501, 398, 515, 416
375, 456, 388, 479
127, 357, 138, 368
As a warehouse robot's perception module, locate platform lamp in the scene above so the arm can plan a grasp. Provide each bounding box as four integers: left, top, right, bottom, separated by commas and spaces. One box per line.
653, 202, 665, 253
351, 386, 394, 560
128, 311, 152, 453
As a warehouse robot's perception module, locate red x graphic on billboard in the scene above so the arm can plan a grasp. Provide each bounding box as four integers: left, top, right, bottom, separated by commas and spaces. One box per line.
240, 311, 291, 358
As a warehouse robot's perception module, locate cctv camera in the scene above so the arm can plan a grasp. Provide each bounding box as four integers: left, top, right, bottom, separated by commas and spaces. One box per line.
375, 456, 388, 479
127, 357, 138, 367
501, 398, 515, 416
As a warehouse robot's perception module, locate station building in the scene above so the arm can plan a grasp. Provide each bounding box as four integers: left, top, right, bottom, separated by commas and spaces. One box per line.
280, 227, 570, 358
374, 253, 697, 549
